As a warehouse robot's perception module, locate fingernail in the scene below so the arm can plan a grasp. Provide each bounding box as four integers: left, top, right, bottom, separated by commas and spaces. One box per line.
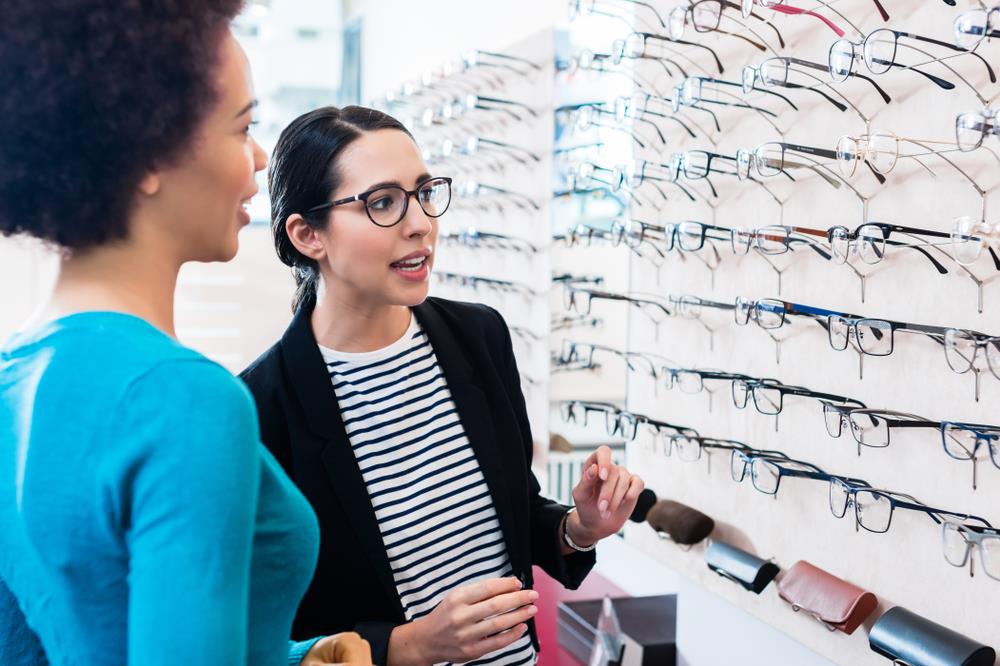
600, 467, 609, 480
528, 591, 539, 600
528, 605, 539, 615
598, 500, 609, 513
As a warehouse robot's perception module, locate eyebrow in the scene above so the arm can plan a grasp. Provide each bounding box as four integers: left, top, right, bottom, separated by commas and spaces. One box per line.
362, 173, 433, 192
234, 99, 258, 119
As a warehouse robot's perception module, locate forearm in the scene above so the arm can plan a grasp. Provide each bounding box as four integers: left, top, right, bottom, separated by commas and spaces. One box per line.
387, 621, 427, 666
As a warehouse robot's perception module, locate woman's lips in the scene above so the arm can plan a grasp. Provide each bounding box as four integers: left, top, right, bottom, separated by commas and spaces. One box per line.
390, 255, 430, 282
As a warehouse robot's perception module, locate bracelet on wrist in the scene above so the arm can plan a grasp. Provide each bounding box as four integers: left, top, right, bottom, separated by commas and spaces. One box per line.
561, 507, 596, 552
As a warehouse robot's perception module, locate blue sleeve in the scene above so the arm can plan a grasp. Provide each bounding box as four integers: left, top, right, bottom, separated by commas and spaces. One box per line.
0, 577, 47, 666
104, 360, 261, 666
287, 638, 322, 665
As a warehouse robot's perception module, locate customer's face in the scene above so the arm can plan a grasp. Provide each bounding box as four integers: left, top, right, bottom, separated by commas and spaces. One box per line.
150, 30, 267, 263
318, 129, 438, 307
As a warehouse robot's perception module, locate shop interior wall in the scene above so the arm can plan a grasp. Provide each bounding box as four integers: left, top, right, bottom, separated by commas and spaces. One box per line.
604, 2, 1000, 665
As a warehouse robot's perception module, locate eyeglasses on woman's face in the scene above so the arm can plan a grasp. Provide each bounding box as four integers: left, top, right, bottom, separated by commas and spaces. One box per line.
305, 176, 453, 227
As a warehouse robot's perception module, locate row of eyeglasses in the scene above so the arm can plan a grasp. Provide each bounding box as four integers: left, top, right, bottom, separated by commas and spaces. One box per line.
561, 398, 1000, 572
568, 0, 1000, 50
559, 281, 1000, 396
569, 0, 999, 66
561, 218, 1000, 307
562, 96, 997, 205
559, 357, 1000, 491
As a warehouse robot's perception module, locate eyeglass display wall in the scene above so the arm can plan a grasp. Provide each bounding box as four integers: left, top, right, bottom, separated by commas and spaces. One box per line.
373, 32, 556, 446
555, 1, 999, 664
375, 2, 1000, 663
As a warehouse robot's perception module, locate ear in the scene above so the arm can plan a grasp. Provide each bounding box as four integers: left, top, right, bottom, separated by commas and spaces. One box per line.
138, 172, 161, 196
286, 213, 327, 262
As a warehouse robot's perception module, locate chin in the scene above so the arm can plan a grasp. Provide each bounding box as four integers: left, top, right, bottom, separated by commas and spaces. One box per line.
395, 283, 430, 307
219, 237, 241, 262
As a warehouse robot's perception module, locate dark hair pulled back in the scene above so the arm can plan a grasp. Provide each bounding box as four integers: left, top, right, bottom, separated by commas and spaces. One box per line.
268, 105, 412, 312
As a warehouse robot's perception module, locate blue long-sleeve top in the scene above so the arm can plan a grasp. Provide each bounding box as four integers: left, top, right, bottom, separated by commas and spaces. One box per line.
0, 312, 323, 665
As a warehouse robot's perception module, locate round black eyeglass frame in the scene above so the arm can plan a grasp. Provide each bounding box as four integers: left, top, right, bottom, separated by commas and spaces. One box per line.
304, 176, 453, 227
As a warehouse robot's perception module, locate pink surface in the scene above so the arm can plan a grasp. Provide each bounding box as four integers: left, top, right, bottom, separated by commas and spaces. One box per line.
533, 565, 627, 666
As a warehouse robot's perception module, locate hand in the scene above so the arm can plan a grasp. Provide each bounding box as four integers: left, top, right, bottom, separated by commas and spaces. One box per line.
397, 577, 537, 665
302, 632, 372, 666
570, 445, 644, 546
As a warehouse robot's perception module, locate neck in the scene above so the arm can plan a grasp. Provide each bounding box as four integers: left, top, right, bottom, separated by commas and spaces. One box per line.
311, 283, 411, 353
39, 237, 182, 338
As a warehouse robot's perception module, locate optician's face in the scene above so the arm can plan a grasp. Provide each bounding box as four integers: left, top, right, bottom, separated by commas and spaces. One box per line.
316, 129, 439, 308
149, 30, 267, 264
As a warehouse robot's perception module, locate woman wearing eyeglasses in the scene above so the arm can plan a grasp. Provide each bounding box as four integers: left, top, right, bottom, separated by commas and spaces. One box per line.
0, 3, 369, 665
241, 105, 644, 666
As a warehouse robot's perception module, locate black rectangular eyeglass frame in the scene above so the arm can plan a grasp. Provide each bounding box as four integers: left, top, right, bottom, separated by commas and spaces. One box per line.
732, 377, 866, 415
829, 481, 993, 533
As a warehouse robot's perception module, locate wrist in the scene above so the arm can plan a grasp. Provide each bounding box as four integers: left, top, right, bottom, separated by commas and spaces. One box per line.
566, 508, 599, 548
388, 620, 430, 666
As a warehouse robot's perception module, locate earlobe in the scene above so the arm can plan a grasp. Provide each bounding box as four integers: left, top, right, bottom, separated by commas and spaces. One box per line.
138, 172, 161, 196
286, 213, 327, 261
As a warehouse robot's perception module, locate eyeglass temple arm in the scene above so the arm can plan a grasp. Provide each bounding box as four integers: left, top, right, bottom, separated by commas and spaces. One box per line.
709, 23, 768, 53
866, 226, 950, 273
887, 418, 942, 429
723, 1, 786, 47
769, 4, 844, 37
791, 151, 866, 199
868, 0, 889, 20
785, 236, 834, 261
676, 95, 723, 132
717, 10, 783, 54
640, 42, 708, 78
897, 31, 996, 83
879, 54, 954, 90
649, 35, 725, 74
696, 88, 783, 137
768, 155, 839, 189
473, 50, 543, 71
710, 75, 798, 110
915, 503, 992, 527
907, 139, 987, 200
771, 79, 847, 112
637, 108, 699, 139
478, 139, 542, 162
772, 67, 868, 118
804, 390, 866, 407
782, 469, 831, 482
632, 115, 667, 144
787, 56, 891, 103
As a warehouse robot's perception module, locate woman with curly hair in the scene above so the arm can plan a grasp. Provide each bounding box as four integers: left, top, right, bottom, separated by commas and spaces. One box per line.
0, 3, 368, 665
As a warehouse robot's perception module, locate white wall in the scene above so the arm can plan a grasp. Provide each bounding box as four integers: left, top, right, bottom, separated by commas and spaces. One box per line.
347, 0, 566, 101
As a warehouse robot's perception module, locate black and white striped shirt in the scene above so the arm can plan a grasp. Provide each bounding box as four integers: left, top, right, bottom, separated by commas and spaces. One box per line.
319, 314, 536, 666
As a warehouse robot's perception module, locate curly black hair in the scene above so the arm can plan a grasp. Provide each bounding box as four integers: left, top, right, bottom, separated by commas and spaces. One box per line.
0, 0, 244, 250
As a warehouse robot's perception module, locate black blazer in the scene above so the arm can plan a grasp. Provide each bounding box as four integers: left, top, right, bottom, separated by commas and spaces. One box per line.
239, 297, 596, 664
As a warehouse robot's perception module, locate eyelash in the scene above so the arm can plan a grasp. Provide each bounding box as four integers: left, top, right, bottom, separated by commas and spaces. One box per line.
243, 120, 260, 135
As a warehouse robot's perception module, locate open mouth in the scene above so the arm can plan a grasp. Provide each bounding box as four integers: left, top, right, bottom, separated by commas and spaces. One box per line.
390, 255, 428, 272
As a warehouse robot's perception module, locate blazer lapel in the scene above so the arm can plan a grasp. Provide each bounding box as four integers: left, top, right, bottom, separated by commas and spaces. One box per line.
278, 305, 402, 612
413, 301, 524, 573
